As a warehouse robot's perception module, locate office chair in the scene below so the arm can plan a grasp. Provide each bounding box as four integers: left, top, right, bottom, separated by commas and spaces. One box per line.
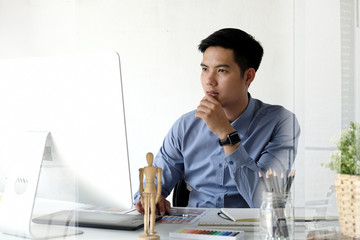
172, 175, 190, 207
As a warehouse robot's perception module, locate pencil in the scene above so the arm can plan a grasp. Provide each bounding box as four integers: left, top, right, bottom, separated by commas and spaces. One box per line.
281, 172, 285, 193
258, 171, 269, 192
273, 170, 280, 193
266, 170, 274, 192
285, 170, 295, 193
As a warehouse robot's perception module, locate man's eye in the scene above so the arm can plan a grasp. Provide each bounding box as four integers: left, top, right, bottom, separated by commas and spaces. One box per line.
202, 68, 208, 72
218, 69, 227, 73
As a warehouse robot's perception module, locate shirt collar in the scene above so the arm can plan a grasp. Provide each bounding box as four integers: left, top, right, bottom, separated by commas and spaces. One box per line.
231, 93, 255, 132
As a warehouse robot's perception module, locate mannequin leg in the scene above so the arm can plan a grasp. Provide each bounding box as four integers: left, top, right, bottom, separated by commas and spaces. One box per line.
143, 194, 149, 235
149, 193, 156, 235
138, 193, 159, 240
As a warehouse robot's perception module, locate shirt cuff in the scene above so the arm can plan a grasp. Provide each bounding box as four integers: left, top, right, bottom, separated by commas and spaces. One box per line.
224, 144, 251, 168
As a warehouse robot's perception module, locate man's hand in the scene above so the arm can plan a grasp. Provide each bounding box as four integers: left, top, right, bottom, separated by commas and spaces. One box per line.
156, 195, 171, 215
135, 195, 170, 216
195, 95, 240, 154
195, 95, 234, 139
135, 199, 145, 214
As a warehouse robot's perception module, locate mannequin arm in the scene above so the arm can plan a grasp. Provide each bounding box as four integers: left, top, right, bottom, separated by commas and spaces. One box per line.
139, 168, 144, 197
155, 168, 162, 203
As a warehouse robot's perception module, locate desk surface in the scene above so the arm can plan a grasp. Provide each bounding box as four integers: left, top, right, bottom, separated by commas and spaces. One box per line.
0, 209, 346, 240
0, 199, 346, 240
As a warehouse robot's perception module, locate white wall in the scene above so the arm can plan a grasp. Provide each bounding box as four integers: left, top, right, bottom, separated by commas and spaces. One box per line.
0, 0, 348, 208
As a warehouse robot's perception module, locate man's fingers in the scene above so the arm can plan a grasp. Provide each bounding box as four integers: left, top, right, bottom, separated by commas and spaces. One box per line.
155, 195, 171, 216
196, 101, 217, 120
203, 94, 222, 106
137, 195, 171, 216
196, 100, 214, 118
196, 95, 221, 117
165, 199, 171, 213
135, 200, 144, 214
199, 98, 216, 110
156, 195, 167, 216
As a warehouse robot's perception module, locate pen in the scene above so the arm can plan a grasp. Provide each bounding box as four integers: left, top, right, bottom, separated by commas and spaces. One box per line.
171, 214, 191, 218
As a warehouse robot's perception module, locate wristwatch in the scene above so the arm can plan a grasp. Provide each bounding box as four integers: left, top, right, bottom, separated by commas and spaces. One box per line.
218, 131, 241, 146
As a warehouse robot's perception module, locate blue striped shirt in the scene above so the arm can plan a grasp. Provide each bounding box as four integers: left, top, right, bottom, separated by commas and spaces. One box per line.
134, 94, 300, 208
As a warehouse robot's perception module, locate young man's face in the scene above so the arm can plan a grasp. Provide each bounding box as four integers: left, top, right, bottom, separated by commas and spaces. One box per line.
200, 46, 250, 110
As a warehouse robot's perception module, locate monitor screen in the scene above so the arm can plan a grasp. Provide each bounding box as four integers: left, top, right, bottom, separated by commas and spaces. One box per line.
0, 51, 133, 210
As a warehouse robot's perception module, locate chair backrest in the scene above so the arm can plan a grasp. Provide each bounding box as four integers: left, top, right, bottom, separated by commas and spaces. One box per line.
172, 176, 190, 207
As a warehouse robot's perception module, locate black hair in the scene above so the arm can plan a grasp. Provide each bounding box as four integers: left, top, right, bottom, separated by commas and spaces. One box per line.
198, 28, 264, 75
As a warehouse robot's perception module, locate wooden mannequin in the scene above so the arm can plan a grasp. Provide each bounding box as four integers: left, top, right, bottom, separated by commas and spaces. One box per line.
138, 152, 162, 240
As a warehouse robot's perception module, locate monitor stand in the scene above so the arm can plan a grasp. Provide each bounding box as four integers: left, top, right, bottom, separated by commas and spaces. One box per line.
0, 131, 83, 239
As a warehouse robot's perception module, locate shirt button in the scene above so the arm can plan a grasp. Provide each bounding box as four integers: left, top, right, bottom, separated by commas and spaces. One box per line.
229, 161, 234, 165
217, 197, 221, 201
219, 163, 223, 168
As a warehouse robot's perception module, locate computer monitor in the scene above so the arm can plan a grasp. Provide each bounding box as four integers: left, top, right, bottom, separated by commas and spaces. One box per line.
0, 51, 133, 210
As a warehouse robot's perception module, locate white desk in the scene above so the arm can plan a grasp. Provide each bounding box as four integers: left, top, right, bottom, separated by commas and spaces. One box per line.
0, 223, 189, 240
0, 199, 343, 240
0, 209, 261, 240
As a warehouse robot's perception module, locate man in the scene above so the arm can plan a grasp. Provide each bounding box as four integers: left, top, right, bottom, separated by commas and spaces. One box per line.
134, 28, 300, 215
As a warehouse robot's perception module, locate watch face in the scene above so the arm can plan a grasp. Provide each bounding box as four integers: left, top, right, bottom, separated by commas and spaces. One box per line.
229, 132, 240, 145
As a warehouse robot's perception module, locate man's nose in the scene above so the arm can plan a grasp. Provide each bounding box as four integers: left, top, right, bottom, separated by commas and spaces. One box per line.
206, 71, 217, 86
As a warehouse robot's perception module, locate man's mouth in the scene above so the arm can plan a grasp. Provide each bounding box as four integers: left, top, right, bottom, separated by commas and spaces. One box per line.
207, 91, 219, 97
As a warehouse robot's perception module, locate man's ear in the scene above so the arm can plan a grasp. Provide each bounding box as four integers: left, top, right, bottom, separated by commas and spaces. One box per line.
245, 68, 256, 86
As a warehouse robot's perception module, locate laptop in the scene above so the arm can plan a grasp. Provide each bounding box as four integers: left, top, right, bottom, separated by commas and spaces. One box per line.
33, 210, 162, 231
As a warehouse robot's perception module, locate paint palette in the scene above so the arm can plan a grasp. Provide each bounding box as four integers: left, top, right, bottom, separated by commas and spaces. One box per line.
158, 208, 206, 224
170, 229, 244, 240
158, 215, 196, 224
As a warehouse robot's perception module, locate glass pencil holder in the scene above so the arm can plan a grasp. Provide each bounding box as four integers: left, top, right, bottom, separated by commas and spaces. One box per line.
260, 191, 294, 240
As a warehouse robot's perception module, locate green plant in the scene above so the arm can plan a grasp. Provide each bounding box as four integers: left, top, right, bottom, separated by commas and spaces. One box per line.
323, 121, 360, 175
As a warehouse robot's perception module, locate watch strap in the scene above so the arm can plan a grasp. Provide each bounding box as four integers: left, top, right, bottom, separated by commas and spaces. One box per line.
218, 131, 241, 146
